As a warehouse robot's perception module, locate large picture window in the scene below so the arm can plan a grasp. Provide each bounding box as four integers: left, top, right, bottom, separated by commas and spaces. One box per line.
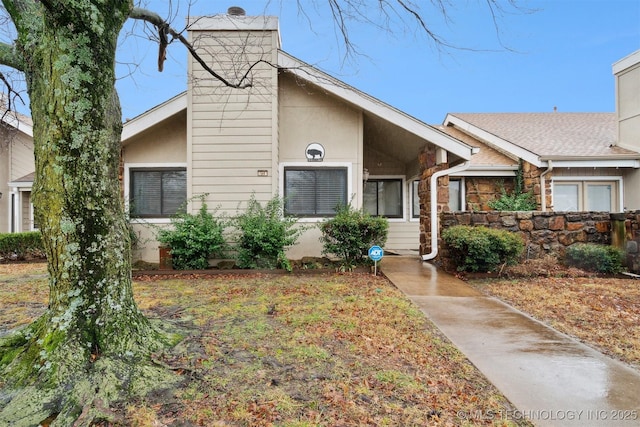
364, 179, 403, 218
553, 180, 618, 212
284, 167, 347, 217
130, 168, 187, 218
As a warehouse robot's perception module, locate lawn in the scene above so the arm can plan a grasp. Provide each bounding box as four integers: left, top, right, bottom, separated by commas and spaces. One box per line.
0, 263, 525, 426
469, 275, 640, 371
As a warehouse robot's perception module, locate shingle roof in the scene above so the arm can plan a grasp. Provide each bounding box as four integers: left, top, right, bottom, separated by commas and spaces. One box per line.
449, 112, 639, 159
436, 125, 517, 167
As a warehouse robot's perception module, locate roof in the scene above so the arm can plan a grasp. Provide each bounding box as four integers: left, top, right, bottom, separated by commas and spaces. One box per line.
1, 109, 33, 137
436, 125, 518, 176
445, 112, 640, 168
120, 50, 476, 161
122, 92, 187, 142
277, 50, 475, 161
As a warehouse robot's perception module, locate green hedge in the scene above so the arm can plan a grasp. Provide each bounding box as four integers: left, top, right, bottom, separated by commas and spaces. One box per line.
565, 243, 624, 274
0, 231, 45, 261
441, 225, 524, 272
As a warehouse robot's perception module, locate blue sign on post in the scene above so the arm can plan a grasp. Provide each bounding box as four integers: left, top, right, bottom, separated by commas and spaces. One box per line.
368, 245, 384, 275
368, 245, 384, 261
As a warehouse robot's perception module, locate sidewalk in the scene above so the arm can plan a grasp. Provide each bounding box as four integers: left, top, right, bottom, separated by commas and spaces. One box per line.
381, 256, 640, 427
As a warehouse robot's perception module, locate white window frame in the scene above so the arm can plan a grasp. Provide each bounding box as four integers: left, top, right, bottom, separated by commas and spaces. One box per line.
448, 177, 466, 212
552, 176, 623, 212
124, 162, 188, 224
279, 162, 353, 222
410, 179, 420, 222
364, 175, 407, 222
29, 197, 38, 231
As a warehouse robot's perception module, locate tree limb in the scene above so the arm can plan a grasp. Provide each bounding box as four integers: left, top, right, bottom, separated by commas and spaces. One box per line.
128, 7, 255, 89
0, 40, 23, 71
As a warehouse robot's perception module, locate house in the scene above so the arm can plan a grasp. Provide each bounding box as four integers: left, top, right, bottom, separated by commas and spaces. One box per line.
438, 112, 640, 213
425, 49, 640, 219
121, 9, 475, 263
0, 111, 34, 234
3, 7, 639, 265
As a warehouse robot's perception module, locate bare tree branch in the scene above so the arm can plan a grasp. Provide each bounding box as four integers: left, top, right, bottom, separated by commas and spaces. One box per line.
128, 6, 263, 89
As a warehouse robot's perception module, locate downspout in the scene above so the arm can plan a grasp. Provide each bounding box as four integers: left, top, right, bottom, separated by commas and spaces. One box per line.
422, 160, 472, 261
540, 160, 553, 212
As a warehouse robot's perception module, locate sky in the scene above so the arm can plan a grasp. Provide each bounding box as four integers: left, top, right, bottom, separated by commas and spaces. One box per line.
112, 0, 639, 125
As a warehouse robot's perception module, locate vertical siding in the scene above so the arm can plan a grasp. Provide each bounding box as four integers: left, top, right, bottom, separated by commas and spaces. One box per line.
188, 27, 279, 214
10, 132, 34, 181
21, 191, 31, 231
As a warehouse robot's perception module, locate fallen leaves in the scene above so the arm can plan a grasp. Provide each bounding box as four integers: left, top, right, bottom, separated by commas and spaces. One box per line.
472, 276, 640, 370
2, 263, 529, 426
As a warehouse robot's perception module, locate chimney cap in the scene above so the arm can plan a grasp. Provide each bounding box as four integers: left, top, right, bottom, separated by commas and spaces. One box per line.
227, 6, 246, 16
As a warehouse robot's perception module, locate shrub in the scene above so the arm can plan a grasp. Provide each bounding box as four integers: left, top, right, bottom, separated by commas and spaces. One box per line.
441, 225, 524, 272
565, 243, 624, 274
157, 199, 226, 270
0, 231, 45, 261
488, 159, 537, 211
319, 204, 388, 270
233, 195, 304, 271
488, 191, 537, 211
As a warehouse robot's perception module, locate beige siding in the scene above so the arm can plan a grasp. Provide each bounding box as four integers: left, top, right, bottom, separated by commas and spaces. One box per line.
616, 51, 640, 152
188, 26, 279, 214
9, 132, 34, 181
123, 112, 187, 164
552, 167, 621, 177
385, 222, 420, 251
623, 168, 640, 210
279, 74, 362, 163
21, 191, 32, 231
0, 145, 8, 232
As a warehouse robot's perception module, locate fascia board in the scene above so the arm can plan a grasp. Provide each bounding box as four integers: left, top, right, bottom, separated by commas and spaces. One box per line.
8, 181, 33, 188
1, 114, 33, 137
444, 114, 542, 167
188, 15, 279, 31
451, 166, 518, 177
613, 49, 640, 75
122, 93, 187, 142
277, 51, 474, 160
546, 159, 640, 168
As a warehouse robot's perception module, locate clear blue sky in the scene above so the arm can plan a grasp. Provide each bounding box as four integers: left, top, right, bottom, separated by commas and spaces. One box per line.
115, 0, 640, 125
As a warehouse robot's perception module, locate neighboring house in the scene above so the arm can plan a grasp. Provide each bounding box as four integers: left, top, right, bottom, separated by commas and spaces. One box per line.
439, 112, 640, 213
122, 9, 475, 263
0, 111, 34, 234
427, 49, 640, 216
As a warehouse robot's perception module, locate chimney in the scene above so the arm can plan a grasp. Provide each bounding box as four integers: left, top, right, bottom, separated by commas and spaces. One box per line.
227, 6, 246, 16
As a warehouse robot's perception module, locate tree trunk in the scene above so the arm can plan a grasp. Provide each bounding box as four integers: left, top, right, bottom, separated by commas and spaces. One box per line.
0, 2, 174, 425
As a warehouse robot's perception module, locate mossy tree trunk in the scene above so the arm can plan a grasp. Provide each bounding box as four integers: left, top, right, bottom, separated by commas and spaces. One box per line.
0, 1, 174, 425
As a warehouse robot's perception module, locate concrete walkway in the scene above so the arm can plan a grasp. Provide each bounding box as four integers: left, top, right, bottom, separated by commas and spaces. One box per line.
380, 256, 640, 426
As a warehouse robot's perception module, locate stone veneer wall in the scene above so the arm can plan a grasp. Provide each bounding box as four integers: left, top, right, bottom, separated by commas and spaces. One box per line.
438, 210, 640, 273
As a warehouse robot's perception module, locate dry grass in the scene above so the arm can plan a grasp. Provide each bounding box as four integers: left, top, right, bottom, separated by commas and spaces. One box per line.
0, 263, 526, 426
468, 258, 640, 371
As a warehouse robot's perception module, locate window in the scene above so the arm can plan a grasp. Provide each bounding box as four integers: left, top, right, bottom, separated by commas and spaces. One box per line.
284, 167, 347, 217
449, 179, 462, 212
553, 181, 618, 212
412, 180, 420, 218
130, 168, 187, 218
363, 179, 403, 218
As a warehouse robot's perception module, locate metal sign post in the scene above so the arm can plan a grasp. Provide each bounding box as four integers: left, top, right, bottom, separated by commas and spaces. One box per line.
368, 245, 384, 275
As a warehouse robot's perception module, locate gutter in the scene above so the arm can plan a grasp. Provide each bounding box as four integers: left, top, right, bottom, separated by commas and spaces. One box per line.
422, 160, 472, 261
540, 160, 553, 212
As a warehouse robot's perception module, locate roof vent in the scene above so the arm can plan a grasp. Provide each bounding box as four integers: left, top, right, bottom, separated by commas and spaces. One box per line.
228, 6, 246, 16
